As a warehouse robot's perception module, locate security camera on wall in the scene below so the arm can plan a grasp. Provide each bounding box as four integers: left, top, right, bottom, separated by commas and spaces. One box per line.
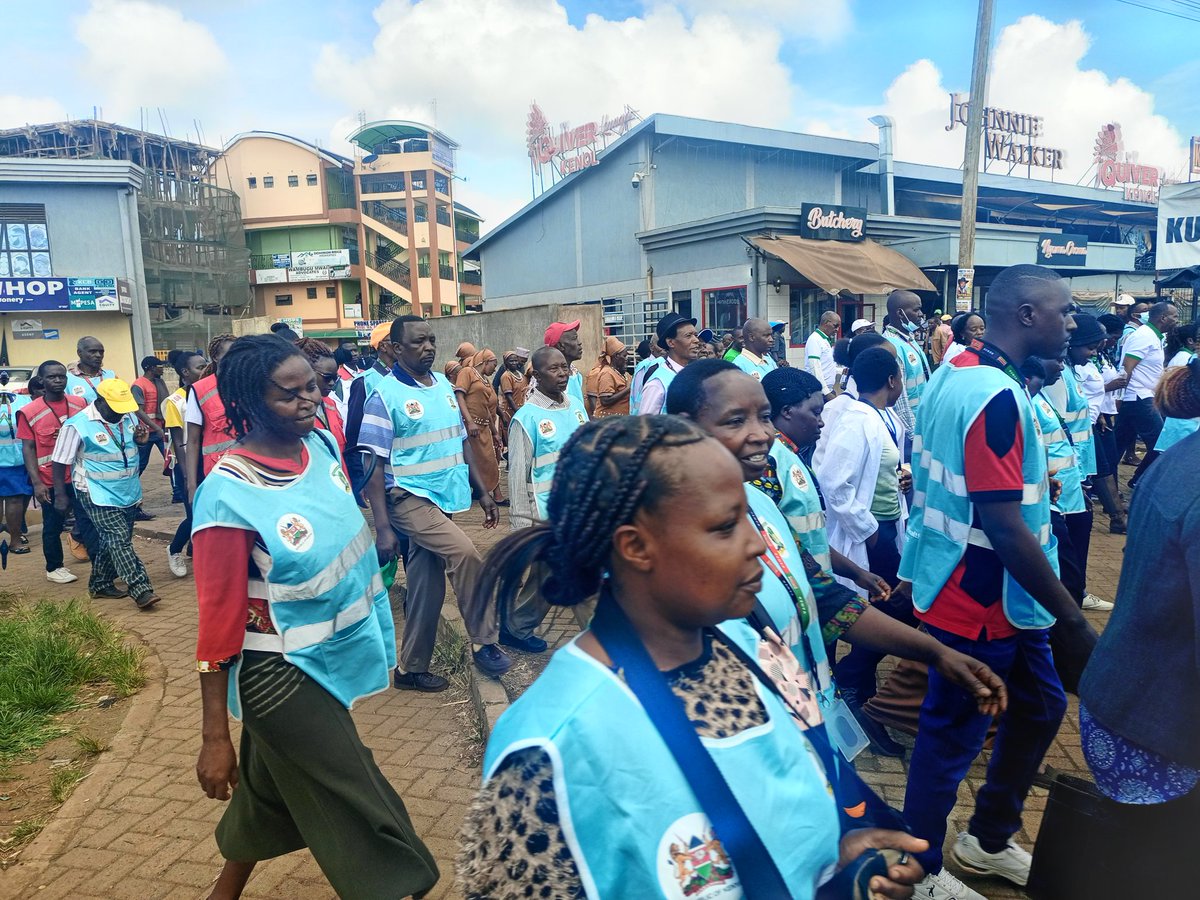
631, 171, 644, 188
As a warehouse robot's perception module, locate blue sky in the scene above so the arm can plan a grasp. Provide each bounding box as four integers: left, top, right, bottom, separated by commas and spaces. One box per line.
6, 1, 1194, 227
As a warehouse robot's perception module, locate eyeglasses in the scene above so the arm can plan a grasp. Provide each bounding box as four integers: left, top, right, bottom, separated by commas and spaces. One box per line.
318, 372, 339, 384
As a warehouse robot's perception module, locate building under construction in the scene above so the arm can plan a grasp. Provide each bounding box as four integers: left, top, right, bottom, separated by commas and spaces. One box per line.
0, 119, 251, 352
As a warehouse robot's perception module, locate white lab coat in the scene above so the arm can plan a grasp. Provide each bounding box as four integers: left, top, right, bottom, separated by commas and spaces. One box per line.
811, 379, 857, 472
815, 400, 907, 589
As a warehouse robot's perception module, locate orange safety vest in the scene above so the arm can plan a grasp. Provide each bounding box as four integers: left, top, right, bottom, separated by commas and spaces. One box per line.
19, 395, 86, 486
193, 373, 235, 475
132, 376, 162, 422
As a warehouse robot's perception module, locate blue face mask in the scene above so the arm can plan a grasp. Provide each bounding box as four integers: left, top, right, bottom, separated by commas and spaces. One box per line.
1139, 312, 1150, 324
904, 318, 919, 334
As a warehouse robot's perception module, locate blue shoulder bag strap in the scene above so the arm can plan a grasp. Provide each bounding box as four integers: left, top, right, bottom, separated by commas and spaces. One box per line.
590, 595, 792, 899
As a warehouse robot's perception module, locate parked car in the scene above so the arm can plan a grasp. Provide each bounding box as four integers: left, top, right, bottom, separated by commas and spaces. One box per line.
0, 365, 36, 395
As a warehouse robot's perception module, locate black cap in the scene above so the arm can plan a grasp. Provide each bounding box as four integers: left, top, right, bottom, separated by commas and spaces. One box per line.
1070, 313, 1106, 347
656, 311, 697, 350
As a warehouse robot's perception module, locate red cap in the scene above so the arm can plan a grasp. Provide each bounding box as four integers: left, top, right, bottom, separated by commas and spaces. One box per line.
544, 320, 581, 347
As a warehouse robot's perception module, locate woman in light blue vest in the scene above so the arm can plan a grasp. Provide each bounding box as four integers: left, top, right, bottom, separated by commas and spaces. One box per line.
457, 414, 928, 899
191, 335, 438, 900
0, 380, 33, 554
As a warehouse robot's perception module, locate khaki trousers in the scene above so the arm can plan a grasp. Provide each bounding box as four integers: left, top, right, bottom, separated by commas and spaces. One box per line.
386, 488, 496, 673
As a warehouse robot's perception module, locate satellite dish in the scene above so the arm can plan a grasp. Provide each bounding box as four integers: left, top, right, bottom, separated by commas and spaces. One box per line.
362, 153, 379, 165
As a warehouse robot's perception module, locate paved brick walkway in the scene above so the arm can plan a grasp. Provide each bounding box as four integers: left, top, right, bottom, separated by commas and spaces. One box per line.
4, 470, 490, 899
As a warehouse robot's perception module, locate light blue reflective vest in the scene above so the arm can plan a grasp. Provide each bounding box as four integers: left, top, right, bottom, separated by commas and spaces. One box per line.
745, 484, 835, 706
0, 394, 31, 468
900, 363, 1058, 630
768, 438, 831, 571
566, 369, 586, 409
360, 364, 385, 398
65, 368, 115, 403
1059, 366, 1096, 477
70, 408, 142, 507
192, 430, 396, 720
731, 350, 777, 382
510, 396, 588, 520
1156, 416, 1200, 452
1033, 393, 1085, 515
639, 359, 680, 415
884, 327, 930, 416
483, 618, 840, 899
629, 356, 660, 414
372, 371, 471, 513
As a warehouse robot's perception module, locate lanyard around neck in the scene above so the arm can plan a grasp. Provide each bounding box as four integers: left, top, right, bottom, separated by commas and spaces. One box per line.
859, 399, 899, 448
745, 506, 810, 630
100, 417, 130, 467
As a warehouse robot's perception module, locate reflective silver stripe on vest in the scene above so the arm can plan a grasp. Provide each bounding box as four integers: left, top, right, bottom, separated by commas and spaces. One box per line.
199, 387, 220, 406
393, 452, 463, 477
37, 453, 54, 466
203, 438, 237, 455
532, 481, 553, 495
393, 425, 462, 452
785, 511, 825, 533
239, 592, 374, 654
918, 450, 968, 496
532, 449, 561, 469
29, 407, 54, 425
267, 526, 375, 603
85, 451, 128, 463
967, 523, 1052, 550
86, 468, 138, 482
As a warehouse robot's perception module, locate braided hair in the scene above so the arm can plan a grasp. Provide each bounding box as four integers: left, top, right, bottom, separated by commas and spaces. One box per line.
216, 334, 305, 440
294, 337, 334, 366
200, 332, 236, 378
1156, 356, 1200, 420
472, 416, 709, 612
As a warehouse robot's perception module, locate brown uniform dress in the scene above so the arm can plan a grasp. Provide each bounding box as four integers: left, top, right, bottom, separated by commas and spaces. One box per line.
457, 365, 502, 495
498, 369, 529, 440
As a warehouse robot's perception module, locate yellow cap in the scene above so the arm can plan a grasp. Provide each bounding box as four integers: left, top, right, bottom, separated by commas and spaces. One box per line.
96, 378, 139, 414
370, 321, 392, 348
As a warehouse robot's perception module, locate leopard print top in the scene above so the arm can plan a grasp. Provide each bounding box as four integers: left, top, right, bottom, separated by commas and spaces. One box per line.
456, 635, 768, 899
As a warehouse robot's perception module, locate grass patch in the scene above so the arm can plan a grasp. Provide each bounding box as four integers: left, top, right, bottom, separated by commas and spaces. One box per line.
0, 597, 145, 764
74, 733, 110, 755
432, 625, 471, 693
9, 816, 47, 849
48, 763, 87, 804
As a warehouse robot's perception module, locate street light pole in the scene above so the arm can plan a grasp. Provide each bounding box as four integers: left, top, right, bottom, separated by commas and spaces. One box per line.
957, 0, 994, 311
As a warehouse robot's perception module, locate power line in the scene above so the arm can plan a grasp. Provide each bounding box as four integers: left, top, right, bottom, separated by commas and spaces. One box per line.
1113, 0, 1200, 22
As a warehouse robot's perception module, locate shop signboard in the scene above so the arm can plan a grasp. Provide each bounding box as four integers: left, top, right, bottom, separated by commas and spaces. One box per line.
292, 249, 350, 269
272, 253, 291, 268
1191, 137, 1200, 177
255, 268, 288, 284
1036, 233, 1088, 266
288, 265, 351, 282
12, 318, 42, 339
1157, 182, 1200, 270
354, 319, 387, 337
799, 203, 866, 242
1093, 124, 1160, 204
116, 278, 133, 315
343, 303, 363, 319
945, 92, 1065, 172
0, 277, 119, 313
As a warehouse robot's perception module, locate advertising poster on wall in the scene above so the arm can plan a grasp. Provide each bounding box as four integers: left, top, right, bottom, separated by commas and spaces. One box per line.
955, 268, 974, 311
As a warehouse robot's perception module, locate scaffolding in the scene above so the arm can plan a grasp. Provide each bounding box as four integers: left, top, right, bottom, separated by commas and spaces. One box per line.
0, 119, 251, 351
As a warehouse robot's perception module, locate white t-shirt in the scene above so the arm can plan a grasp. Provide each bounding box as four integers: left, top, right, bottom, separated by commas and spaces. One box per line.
1167, 350, 1194, 369
804, 330, 837, 392
1122, 324, 1165, 401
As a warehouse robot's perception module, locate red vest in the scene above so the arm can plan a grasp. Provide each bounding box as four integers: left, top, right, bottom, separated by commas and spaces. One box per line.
19, 395, 86, 486
316, 395, 347, 456
193, 374, 235, 475
133, 376, 162, 422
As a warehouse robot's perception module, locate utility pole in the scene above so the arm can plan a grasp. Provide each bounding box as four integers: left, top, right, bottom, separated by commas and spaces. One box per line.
957, 0, 994, 311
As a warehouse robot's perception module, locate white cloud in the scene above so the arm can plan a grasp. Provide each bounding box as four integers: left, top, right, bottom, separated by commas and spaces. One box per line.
316, 0, 801, 227
0, 95, 70, 129
73, 0, 231, 118
655, 0, 852, 42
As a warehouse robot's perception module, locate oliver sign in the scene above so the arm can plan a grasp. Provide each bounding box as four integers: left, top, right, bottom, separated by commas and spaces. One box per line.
1036, 233, 1088, 267
799, 203, 867, 242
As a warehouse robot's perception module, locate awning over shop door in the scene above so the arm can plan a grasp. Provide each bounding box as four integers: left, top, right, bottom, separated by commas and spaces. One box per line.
750, 234, 936, 295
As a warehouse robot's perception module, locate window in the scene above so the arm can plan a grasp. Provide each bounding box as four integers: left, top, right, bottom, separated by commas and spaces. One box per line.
701, 286, 747, 334
247, 177, 257, 189
0, 204, 51, 277
306, 287, 318, 299
417, 249, 431, 279
359, 173, 405, 194
411, 173, 427, 191
274, 294, 293, 306
325, 286, 337, 298
287, 175, 299, 188
263, 176, 275, 188
434, 172, 450, 195
441, 305, 454, 317
413, 202, 428, 224
306, 174, 319, 187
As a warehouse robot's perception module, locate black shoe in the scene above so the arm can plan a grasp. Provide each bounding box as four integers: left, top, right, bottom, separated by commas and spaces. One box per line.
133, 509, 156, 521
852, 705, 906, 758
171, 496, 185, 505
499, 629, 548, 653
90, 587, 130, 600
134, 591, 161, 610
473, 643, 513, 677
1109, 516, 1127, 535
393, 669, 449, 692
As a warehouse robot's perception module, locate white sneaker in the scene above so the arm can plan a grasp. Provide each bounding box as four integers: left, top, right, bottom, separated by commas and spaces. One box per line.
46, 567, 79, 584
951, 831, 1031, 886
913, 868, 988, 900
167, 551, 188, 578
1082, 593, 1114, 611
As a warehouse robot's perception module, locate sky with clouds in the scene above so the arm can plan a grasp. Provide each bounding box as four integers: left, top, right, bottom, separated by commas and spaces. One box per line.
7, 0, 1196, 229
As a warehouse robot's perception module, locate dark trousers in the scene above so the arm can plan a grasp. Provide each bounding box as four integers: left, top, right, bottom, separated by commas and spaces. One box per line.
835, 519, 916, 705
170, 461, 187, 501
904, 625, 1067, 874
170, 495, 192, 555
137, 432, 166, 475
1116, 397, 1162, 461
41, 485, 98, 573
1050, 508, 1093, 605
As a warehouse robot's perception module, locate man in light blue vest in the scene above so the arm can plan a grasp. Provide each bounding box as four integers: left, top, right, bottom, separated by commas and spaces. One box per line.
503, 347, 588, 652
882, 290, 931, 448
50, 379, 160, 610
362, 315, 511, 691
543, 320, 587, 410
637, 311, 701, 415
730, 317, 779, 382
899, 264, 1097, 900
65, 336, 117, 402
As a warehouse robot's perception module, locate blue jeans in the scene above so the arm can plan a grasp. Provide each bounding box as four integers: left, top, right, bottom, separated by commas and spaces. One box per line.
903, 625, 1067, 873
137, 432, 167, 475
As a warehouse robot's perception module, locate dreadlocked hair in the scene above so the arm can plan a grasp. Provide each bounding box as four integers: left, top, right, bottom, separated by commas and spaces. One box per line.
216, 335, 304, 440
294, 337, 334, 365
472, 415, 709, 615
1156, 356, 1200, 420
200, 332, 236, 378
